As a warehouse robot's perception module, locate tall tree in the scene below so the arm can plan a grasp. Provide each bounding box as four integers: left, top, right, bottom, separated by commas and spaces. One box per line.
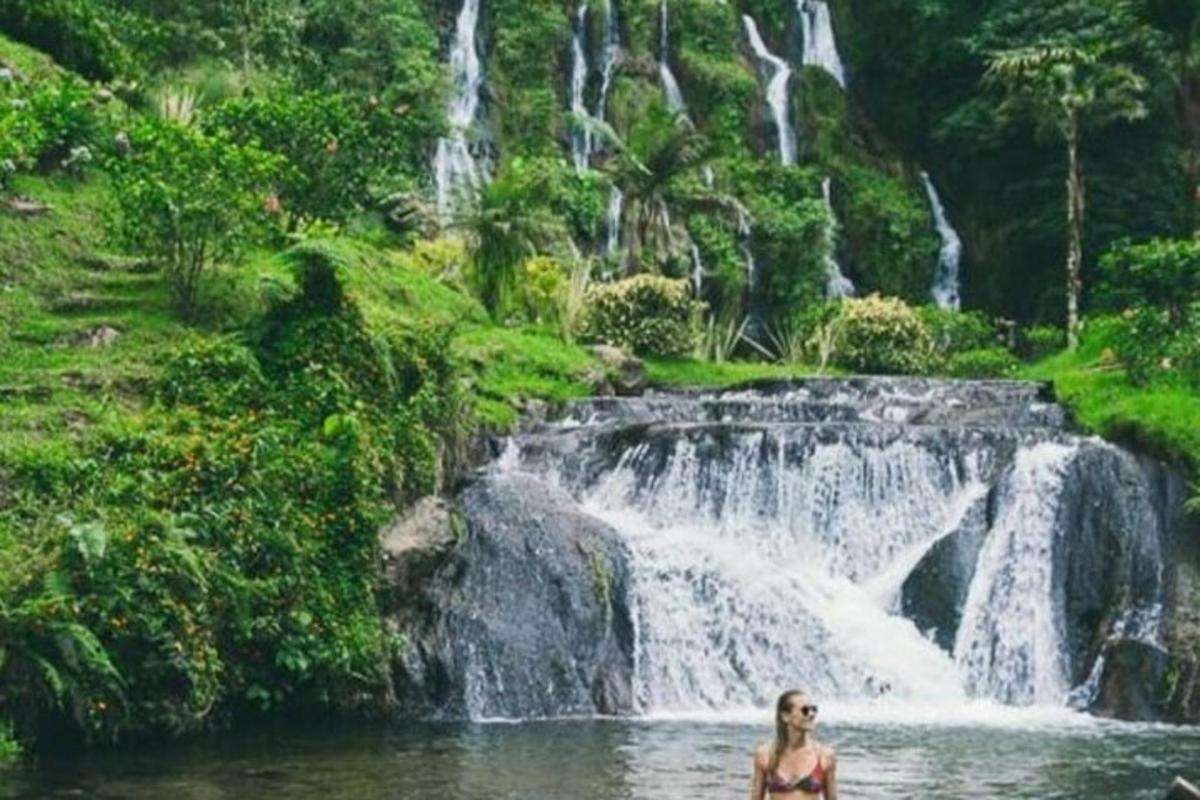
985, 44, 1150, 348
600, 101, 712, 275
1143, 0, 1200, 229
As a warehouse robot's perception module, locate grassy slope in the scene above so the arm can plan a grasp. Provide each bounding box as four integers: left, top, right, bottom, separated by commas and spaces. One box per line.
1021, 331, 1200, 474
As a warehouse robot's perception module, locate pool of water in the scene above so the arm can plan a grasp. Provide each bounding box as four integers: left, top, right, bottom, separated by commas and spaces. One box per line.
5, 709, 1199, 799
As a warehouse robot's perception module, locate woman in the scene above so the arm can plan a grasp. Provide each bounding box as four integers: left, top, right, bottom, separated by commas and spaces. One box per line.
749, 689, 839, 800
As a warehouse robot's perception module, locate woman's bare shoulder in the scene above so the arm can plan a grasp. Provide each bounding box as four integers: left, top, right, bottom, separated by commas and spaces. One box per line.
753, 741, 773, 763
820, 743, 837, 762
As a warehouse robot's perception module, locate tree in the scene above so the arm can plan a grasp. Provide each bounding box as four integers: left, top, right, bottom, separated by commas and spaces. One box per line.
600, 101, 712, 275
452, 158, 563, 319
1144, 0, 1200, 229
111, 119, 285, 319
985, 44, 1150, 348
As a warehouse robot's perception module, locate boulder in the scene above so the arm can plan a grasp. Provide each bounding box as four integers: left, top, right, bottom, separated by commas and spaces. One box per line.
1090, 639, 1170, 721
590, 345, 646, 397
386, 472, 635, 719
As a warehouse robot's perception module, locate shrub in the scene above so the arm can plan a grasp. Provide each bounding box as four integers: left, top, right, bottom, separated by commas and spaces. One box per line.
0, 76, 100, 183
156, 337, 268, 414
946, 347, 1019, 379
1019, 324, 1067, 361
1099, 238, 1200, 327
1112, 305, 1200, 388
205, 90, 375, 224
521, 256, 566, 325
831, 294, 931, 375
110, 119, 285, 318
920, 307, 996, 355
578, 274, 702, 357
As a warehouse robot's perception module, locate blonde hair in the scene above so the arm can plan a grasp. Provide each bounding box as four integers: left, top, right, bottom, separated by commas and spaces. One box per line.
768, 689, 806, 774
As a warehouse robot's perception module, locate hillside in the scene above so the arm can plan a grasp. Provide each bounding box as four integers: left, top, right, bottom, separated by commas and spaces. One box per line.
0, 0, 1198, 755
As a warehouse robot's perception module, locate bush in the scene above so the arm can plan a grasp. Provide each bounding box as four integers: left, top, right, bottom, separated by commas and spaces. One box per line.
110, 119, 285, 318
946, 347, 1019, 379
1099, 238, 1200, 327
521, 255, 567, 325
831, 294, 932, 375
156, 337, 268, 414
920, 306, 996, 354
205, 90, 375, 224
578, 274, 702, 357
1112, 305, 1200, 388
1019, 324, 1067, 361
0, 76, 100, 183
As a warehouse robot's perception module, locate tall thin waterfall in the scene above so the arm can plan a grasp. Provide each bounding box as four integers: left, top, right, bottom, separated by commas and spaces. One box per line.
658, 0, 687, 115
742, 15, 797, 166
595, 0, 621, 129
488, 379, 1174, 715
798, 0, 846, 88
435, 0, 487, 222
569, 2, 592, 172
734, 198, 757, 290
921, 170, 963, 311
605, 186, 624, 257
822, 178, 855, 298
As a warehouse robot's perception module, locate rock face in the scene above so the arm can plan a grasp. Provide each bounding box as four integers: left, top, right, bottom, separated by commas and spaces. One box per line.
385, 472, 635, 719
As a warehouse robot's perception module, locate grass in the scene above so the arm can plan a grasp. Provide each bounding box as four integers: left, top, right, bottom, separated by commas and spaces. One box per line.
0, 34, 62, 80
1022, 327, 1200, 473
644, 358, 821, 389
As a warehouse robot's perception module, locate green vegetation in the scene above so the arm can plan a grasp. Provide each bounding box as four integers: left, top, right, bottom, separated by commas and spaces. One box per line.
0, 0, 1198, 756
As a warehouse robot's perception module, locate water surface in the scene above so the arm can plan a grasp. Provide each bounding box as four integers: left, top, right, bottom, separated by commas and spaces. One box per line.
6, 711, 1198, 799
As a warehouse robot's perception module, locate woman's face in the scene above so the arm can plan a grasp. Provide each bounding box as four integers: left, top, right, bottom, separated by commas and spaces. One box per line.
780, 693, 818, 732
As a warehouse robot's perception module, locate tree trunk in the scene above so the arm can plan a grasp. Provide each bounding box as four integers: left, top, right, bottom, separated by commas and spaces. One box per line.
1065, 117, 1084, 350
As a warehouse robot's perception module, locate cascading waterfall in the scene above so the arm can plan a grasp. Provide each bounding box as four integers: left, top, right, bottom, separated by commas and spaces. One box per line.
658, 0, 687, 116
569, 2, 592, 173
733, 198, 757, 290
605, 186, 624, 257
742, 16, 797, 166
821, 178, 855, 298
798, 0, 847, 88
435, 0, 488, 223
595, 0, 621, 132
494, 379, 1174, 716
921, 170, 963, 311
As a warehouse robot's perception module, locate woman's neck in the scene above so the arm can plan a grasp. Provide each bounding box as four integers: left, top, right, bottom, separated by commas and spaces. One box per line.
785, 729, 811, 749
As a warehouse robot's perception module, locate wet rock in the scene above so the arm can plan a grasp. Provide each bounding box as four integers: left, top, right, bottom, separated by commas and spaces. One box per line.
387, 473, 635, 719
590, 345, 646, 396
1090, 639, 1170, 721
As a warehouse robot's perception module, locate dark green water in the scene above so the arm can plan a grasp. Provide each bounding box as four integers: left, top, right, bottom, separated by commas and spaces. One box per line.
4, 715, 1198, 799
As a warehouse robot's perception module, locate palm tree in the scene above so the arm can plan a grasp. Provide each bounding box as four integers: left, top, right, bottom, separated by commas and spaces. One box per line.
451, 158, 562, 319
598, 100, 712, 275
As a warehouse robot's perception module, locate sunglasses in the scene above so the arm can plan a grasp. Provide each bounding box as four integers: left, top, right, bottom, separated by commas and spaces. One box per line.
784, 703, 819, 716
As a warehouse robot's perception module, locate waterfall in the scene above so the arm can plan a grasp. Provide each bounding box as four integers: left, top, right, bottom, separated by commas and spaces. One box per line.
742, 15, 797, 166
595, 0, 621, 128
658, 0, 688, 116
605, 186, 624, 257
569, 2, 592, 172
921, 170, 963, 311
798, 0, 846, 88
435, 0, 488, 222
821, 178, 855, 298
489, 379, 1175, 715
733, 199, 757, 290
953, 444, 1074, 706
689, 241, 704, 295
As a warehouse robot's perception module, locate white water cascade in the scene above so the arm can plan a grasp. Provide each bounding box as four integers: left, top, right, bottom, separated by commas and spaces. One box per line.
434, 0, 488, 223
595, 0, 621, 131
658, 0, 688, 116
486, 380, 1174, 718
821, 177, 855, 298
606, 186, 624, 257
742, 15, 797, 166
921, 170, 963, 311
569, 2, 592, 172
798, 0, 847, 88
